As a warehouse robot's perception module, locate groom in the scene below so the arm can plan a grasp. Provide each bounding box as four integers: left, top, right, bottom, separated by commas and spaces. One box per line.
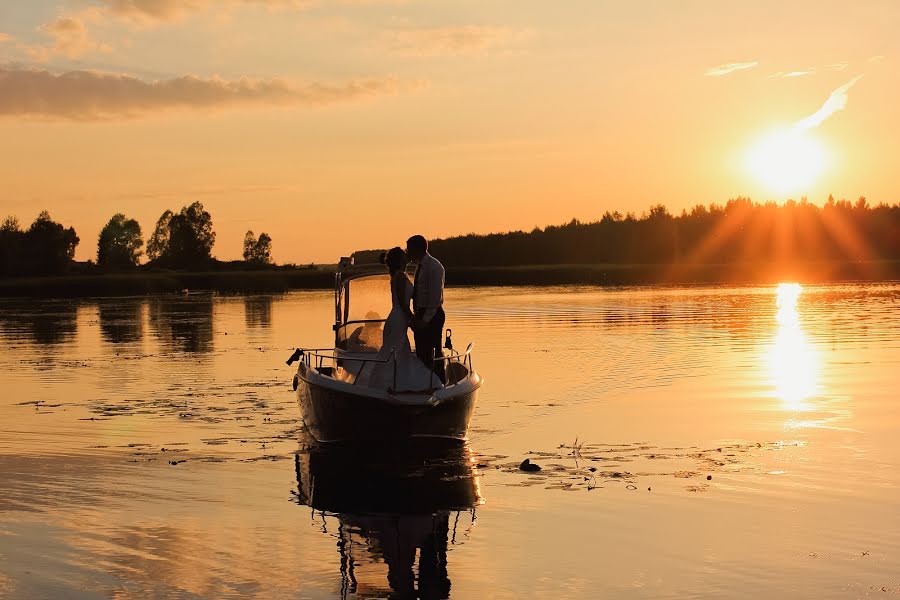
406, 235, 446, 384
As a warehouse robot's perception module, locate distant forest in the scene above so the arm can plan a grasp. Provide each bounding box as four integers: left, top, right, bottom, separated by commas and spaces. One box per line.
3, 196, 900, 282
417, 197, 900, 267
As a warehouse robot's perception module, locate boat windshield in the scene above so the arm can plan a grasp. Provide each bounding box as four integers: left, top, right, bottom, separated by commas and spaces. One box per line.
336, 273, 392, 353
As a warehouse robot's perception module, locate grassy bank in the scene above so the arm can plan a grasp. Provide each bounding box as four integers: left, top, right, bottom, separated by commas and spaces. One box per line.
0, 260, 897, 298
0, 268, 335, 298
446, 260, 900, 287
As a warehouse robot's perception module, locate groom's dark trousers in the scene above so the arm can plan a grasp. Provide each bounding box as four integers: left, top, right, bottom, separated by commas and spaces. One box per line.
414, 307, 446, 384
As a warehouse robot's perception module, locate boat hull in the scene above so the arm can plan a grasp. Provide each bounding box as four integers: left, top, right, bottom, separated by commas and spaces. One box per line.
295, 362, 480, 443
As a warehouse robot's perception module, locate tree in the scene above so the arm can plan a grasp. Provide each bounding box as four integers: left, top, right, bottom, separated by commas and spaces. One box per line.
243, 230, 273, 264
22, 211, 79, 275
146, 210, 173, 261
256, 233, 273, 264
0, 216, 24, 277
648, 204, 672, 220
97, 213, 143, 269
243, 231, 257, 261
146, 202, 216, 268
2, 216, 20, 232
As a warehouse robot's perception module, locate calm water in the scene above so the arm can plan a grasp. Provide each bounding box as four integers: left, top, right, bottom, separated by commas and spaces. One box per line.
1, 284, 899, 599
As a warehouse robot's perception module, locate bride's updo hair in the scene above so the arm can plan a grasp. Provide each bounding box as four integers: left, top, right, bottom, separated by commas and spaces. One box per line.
382, 247, 407, 274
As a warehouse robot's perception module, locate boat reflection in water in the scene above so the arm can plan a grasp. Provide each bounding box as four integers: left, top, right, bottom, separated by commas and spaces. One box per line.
293, 440, 483, 599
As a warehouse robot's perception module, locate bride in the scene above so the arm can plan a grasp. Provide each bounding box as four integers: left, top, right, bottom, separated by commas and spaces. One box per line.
355, 247, 443, 392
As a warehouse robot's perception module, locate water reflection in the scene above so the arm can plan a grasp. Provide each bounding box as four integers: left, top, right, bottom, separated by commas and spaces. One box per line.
244, 295, 274, 329
148, 294, 214, 353
98, 299, 144, 345
0, 300, 78, 345
769, 283, 819, 410
1, 285, 899, 597
293, 442, 482, 599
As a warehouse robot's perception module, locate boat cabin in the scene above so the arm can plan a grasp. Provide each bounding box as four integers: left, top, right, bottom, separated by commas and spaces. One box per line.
333, 260, 411, 354
325, 258, 471, 387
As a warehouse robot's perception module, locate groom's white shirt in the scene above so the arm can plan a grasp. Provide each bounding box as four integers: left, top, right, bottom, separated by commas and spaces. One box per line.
415, 252, 444, 324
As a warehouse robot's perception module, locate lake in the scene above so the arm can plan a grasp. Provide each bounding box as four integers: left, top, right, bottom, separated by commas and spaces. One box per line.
1, 283, 898, 598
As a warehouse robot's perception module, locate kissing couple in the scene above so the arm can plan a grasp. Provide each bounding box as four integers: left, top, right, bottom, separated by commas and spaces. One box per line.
356, 235, 447, 392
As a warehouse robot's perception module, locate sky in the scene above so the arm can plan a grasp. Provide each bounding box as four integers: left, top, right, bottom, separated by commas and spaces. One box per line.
0, 0, 897, 263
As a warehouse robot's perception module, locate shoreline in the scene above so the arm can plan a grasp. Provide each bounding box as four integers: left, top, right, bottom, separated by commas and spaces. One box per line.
0, 260, 897, 298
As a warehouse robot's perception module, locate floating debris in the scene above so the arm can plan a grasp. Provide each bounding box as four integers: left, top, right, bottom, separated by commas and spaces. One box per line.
477, 439, 789, 494
519, 459, 541, 472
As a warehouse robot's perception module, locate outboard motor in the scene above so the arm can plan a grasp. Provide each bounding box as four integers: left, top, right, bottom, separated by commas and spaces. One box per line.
444, 329, 453, 351
286, 348, 303, 366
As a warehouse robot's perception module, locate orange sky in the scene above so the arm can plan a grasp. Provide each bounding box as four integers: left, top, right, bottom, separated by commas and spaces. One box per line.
0, 1, 897, 263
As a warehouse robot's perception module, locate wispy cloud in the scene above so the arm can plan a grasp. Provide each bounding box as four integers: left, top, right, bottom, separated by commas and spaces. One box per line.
825, 61, 849, 71
384, 25, 529, 56
795, 75, 864, 130
705, 61, 758, 77
16, 0, 313, 62
867, 55, 885, 63
97, 0, 313, 24
0, 33, 13, 44
769, 68, 815, 78
0, 67, 407, 120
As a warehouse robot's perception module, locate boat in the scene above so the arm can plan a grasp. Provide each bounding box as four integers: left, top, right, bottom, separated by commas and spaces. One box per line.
287, 257, 482, 443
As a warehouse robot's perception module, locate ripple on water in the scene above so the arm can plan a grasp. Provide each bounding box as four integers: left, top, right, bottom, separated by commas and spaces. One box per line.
0, 285, 899, 598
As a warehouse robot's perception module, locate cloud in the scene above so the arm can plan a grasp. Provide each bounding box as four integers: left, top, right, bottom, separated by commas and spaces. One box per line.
794, 75, 864, 130
32, 15, 113, 60
769, 69, 815, 78
19, 0, 360, 61
0, 33, 13, 43
825, 61, 849, 71
0, 67, 406, 120
385, 25, 529, 56
96, 0, 313, 23
18, 0, 314, 62
705, 61, 758, 77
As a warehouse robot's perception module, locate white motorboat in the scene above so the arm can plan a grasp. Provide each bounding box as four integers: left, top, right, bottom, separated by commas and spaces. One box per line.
287, 258, 482, 443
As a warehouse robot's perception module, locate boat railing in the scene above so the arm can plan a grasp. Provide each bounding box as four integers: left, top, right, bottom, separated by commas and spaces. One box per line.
434, 342, 475, 373
288, 342, 475, 389
301, 348, 396, 369
302, 348, 401, 389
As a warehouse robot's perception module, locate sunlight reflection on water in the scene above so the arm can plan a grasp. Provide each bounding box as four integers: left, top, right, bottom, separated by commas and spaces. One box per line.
770, 282, 820, 412
1, 284, 899, 599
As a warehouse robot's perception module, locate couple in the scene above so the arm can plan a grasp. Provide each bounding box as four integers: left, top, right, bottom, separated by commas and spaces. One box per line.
358, 235, 447, 392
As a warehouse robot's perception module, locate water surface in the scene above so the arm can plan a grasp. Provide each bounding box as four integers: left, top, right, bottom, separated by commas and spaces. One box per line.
1, 284, 899, 598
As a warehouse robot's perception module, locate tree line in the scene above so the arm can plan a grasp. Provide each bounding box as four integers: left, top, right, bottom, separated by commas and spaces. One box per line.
427, 197, 900, 267
0, 201, 274, 277
3, 196, 900, 278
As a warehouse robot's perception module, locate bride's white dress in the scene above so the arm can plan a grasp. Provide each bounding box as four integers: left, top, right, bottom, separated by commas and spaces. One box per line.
355, 276, 443, 392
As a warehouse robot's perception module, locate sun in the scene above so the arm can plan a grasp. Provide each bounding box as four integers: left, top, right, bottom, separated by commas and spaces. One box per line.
744, 128, 829, 196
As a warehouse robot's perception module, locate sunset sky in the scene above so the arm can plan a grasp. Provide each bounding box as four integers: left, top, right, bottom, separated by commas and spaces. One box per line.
0, 0, 897, 263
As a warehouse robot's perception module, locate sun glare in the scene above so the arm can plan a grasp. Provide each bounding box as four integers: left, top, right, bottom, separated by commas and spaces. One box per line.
744, 128, 828, 195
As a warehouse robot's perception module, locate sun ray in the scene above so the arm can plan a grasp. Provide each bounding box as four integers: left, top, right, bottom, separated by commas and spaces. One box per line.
672, 201, 753, 267
820, 203, 881, 278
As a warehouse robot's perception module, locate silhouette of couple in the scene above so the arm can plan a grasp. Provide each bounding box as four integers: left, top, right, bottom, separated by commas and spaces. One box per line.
356, 235, 447, 392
